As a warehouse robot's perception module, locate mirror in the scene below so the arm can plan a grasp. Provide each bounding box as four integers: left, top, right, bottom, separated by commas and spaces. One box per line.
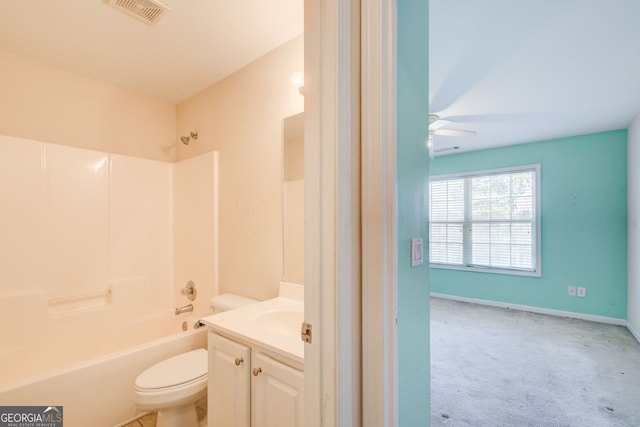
282, 112, 304, 284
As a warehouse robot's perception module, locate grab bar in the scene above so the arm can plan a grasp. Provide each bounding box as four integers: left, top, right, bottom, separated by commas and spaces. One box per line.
48, 286, 113, 306
47, 286, 113, 318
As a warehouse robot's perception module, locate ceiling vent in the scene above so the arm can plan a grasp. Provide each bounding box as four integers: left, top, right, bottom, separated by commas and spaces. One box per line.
107, 0, 170, 25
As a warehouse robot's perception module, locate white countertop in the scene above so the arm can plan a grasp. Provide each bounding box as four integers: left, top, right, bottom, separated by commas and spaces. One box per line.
201, 284, 304, 365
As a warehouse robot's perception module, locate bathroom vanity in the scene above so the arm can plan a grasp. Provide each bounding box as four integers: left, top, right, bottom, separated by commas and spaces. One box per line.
202, 283, 304, 427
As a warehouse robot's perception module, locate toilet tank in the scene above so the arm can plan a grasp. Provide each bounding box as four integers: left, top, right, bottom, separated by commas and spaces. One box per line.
210, 293, 257, 313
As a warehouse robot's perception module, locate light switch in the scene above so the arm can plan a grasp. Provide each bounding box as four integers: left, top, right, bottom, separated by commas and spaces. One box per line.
411, 238, 423, 267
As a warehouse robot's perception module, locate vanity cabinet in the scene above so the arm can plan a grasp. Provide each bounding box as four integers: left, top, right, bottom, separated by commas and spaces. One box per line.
208, 332, 251, 426
208, 332, 304, 427
251, 352, 304, 427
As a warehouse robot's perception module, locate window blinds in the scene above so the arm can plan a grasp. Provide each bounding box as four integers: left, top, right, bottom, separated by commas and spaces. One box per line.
429, 166, 539, 274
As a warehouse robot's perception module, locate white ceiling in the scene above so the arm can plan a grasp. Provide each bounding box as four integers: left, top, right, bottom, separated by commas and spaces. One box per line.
1, 1, 638, 155
0, 0, 303, 104
430, 0, 640, 155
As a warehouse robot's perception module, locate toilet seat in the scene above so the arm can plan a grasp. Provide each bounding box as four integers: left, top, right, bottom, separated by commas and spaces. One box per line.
135, 348, 208, 390
134, 375, 207, 410
133, 349, 208, 411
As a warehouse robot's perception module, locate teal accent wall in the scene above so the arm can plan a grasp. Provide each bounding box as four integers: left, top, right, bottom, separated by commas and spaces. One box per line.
398, 0, 430, 424
430, 130, 628, 319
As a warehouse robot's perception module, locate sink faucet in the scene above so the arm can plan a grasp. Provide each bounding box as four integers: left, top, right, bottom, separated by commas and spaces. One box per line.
175, 304, 193, 315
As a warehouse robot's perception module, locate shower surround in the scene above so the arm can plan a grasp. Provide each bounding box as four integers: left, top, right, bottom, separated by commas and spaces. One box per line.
0, 134, 219, 389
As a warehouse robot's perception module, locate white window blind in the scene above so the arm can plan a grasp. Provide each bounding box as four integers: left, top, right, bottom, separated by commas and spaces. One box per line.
429, 165, 541, 276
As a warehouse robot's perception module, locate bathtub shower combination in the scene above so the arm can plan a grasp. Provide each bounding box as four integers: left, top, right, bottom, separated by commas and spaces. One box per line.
0, 321, 206, 426
0, 135, 220, 426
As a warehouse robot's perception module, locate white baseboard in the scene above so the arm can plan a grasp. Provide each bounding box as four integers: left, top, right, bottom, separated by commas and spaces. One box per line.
430, 292, 628, 326
628, 321, 640, 344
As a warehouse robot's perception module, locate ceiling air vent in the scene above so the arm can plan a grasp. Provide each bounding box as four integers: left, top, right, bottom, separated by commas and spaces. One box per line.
107, 0, 170, 25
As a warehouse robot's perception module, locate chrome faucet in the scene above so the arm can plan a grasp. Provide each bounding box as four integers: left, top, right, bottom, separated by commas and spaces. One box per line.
175, 304, 194, 315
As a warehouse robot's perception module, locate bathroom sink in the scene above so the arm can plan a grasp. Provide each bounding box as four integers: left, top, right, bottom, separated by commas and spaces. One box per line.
201, 283, 304, 364
250, 309, 303, 337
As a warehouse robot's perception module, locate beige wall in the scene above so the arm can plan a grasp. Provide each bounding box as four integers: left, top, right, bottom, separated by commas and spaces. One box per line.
0, 49, 176, 162
176, 35, 304, 300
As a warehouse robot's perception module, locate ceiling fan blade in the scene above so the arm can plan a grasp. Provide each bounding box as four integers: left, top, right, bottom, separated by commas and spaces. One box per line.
442, 113, 552, 124
429, 119, 451, 131
434, 129, 477, 137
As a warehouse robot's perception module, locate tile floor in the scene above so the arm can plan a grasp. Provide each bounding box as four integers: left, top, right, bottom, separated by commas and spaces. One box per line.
119, 396, 206, 427
120, 412, 156, 427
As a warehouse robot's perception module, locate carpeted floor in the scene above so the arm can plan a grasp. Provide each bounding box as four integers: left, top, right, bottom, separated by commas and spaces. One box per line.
431, 297, 640, 427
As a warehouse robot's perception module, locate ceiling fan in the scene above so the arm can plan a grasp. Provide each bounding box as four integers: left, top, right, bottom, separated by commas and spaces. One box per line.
429, 114, 477, 137
428, 114, 477, 158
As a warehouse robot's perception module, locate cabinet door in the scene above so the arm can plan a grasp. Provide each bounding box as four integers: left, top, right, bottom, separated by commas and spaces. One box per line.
251, 352, 304, 427
208, 332, 251, 427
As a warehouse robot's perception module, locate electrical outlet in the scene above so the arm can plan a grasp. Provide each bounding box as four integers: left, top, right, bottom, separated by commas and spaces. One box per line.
577, 287, 586, 298
568, 286, 577, 296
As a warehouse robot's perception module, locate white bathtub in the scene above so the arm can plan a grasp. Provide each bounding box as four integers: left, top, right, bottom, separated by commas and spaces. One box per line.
0, 317, 207, 427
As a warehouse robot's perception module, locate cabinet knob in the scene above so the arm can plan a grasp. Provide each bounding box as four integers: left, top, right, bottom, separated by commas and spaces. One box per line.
252, 367, 262, 376
235, 358, 243, 366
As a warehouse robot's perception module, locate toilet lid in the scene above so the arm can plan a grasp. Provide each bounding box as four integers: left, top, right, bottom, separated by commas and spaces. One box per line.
135, 348, 208, 390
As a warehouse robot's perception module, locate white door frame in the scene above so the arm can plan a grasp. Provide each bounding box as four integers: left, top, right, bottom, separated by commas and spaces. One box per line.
304, 0, 397, 425
361, 0, 398, 425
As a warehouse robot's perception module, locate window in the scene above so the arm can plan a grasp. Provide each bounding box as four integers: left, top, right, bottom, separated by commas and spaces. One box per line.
429, 165, 541, 276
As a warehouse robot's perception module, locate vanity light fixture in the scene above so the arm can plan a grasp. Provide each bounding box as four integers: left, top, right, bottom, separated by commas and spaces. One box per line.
290, 72, 304, 95
180, 131, 198, 145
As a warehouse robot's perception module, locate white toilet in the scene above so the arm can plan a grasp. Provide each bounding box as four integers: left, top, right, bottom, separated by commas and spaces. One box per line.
133, 293, 257, 427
